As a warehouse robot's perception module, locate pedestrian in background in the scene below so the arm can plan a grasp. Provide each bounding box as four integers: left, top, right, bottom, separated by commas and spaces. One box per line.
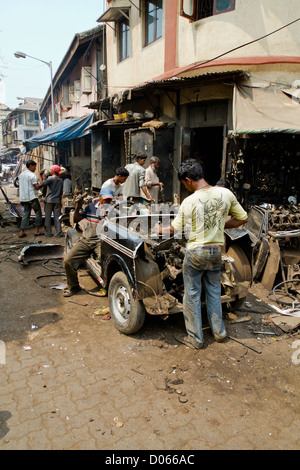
145, 156, 164, 204
122, 153, 153, 202
18, 160, 43, 238
39, 165, 64, 237
101, 167, 129, 199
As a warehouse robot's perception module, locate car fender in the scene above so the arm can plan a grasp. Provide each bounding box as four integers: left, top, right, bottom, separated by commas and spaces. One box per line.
104, 253, 136, 291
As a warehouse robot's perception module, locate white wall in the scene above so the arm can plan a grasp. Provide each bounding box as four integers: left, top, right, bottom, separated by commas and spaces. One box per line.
177, 0, 300, 67
105, 0, 165, 95
105, 0, 300, 95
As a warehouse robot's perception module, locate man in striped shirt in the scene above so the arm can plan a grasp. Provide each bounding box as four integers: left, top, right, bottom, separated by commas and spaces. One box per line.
63, 187, 114, 297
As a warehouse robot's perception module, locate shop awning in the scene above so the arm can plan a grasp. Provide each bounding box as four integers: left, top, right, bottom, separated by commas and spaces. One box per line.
23, 114, 94, 152
97, 7, 130, 23
232, 85, 300, 134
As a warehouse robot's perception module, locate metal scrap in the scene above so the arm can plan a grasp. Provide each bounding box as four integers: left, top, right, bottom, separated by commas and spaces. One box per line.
228, 336, 262, 354
18, 244, 64, 264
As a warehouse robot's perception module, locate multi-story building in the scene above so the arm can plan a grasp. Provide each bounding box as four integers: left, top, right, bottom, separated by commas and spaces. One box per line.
91, 0, 300, 205
24, 25, 106, 188
0, 103, 12, 150
1, 98, 41, 150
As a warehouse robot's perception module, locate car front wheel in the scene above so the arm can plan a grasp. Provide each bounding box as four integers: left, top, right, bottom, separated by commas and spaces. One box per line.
108, 272, 146, 335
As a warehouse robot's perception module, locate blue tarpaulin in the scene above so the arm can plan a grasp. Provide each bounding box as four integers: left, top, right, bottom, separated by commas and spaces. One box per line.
23, 114, 94, 152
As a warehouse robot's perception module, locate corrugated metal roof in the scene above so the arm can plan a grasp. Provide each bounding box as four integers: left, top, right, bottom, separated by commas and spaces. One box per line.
88, 70, 248, 110
128, 70, 248, 93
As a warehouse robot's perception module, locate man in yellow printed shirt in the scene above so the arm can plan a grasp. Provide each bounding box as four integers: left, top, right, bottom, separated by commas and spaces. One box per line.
156, 159, 248, 349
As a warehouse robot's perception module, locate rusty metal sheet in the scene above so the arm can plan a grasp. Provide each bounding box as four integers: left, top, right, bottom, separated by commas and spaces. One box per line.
18, 244, 64, 264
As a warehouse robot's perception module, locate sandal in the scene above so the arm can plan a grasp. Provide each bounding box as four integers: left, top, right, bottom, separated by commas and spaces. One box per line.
174, 333, 203, 350
63, 286, 82, 297
18, 233, 27, 238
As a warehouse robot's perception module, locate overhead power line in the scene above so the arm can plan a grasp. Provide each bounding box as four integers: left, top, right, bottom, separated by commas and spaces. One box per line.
172, 16, 300, 77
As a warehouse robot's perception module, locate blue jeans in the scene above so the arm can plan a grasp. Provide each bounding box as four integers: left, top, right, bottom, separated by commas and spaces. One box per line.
182, 246, 226, 344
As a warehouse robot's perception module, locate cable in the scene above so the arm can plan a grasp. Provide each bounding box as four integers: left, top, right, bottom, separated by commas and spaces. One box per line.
269, 279, 300, 307
93, 17, 300, 91
172, 17, 300, 77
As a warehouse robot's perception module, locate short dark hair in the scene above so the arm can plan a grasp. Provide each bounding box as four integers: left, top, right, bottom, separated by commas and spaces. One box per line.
134, 152, 147, 161
177, 159, 203, 181
216, 178, 231, 189
26, 160, 37, 168
116, 167, 129, 177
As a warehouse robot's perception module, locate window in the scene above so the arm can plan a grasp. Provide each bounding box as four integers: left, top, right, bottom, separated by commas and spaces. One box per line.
119, 18, 130, 61
61, 84, 71, 110
74, 80, 81, 103
180, 0, 235, 21
81, 67, 92, 94
28, 112, 39, 123
69, 85, 75, 104
24, 130, 34, 139
145, 0, 162, 46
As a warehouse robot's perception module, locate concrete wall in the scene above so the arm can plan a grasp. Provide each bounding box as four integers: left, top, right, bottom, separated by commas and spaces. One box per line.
177, 0, 300, 66
105, 0, 300, 94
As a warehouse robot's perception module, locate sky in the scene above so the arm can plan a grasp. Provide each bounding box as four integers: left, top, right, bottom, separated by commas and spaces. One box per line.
0, 0, 105, 109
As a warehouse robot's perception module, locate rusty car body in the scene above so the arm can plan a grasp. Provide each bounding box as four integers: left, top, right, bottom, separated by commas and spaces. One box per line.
66, 202, 250, 335
240, 204, 300, 292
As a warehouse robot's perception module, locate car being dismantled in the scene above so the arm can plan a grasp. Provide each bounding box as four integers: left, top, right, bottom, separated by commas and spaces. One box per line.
66, 200, 250, 335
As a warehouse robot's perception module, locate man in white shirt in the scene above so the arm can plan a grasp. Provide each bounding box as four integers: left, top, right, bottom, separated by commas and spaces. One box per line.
18, 160, 43, 238
122, 153, 153, 202
145, 156, 164, 204
101, 167, 129, 199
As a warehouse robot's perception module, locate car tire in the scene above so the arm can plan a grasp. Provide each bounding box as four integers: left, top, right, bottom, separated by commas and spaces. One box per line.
13, 176, 19, 188
108, 271, 146, 335
252, 237, 269, 280
226, 244, 251, 310
65, 229, 80, 253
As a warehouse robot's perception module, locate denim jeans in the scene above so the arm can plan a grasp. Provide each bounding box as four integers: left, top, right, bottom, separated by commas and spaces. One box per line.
182, 246, 226, 344
20, 199, 43, 229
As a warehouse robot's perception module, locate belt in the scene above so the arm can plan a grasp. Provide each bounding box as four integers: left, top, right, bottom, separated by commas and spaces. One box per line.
198, 245, 221, 248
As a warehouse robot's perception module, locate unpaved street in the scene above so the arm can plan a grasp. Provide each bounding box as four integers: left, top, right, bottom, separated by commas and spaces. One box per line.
0, 183, 300, 451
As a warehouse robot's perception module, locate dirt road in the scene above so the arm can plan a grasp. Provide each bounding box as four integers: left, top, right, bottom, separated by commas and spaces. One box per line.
0, 183, 299, 450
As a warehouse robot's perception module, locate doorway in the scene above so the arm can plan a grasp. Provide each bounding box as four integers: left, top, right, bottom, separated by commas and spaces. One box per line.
190, 126, 224, 185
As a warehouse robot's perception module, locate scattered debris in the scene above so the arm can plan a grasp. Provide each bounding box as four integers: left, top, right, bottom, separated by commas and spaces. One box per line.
267, 303, 300, 333
50, 283, 66, 290
18, 244, 64, 264
252, 330, 279, 336
114, 416, 124, 428
229, 315, 252, 324
228, 336, 262, 354
131, 368, 144, 376
68, 300, 88, 307
94, 307, 110, 316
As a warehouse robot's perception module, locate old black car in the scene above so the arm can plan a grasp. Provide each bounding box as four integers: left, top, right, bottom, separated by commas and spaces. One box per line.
65, 201, 250, 335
